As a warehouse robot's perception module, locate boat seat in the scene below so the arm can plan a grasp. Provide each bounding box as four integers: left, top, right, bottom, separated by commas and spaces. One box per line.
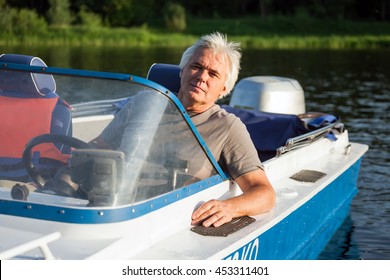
108, 63, 181, 115
146, 63, 181, 94
0, 54, 72, 182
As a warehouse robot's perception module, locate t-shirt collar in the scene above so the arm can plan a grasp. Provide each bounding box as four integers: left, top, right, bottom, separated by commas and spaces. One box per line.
189, 104, 221, 125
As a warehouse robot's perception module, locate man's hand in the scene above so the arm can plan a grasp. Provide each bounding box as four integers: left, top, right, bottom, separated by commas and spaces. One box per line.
191, 199, 235, 227
191, 168, 275, 228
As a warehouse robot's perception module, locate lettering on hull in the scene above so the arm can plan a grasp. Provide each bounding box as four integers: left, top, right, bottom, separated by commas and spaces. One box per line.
224, 237, 260, 260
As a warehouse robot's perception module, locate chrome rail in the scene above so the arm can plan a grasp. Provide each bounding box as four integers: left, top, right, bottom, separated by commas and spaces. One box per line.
276, 121, 340, 157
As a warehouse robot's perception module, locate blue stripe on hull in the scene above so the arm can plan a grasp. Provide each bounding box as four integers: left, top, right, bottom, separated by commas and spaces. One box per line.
0, 175, 224, 223
225, 158, 362, 260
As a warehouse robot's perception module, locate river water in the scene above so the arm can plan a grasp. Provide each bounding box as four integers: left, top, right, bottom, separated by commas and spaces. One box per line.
2, 45, 389, 260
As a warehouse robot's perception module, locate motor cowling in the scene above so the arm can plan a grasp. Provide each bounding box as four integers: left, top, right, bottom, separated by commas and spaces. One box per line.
229, 76, 305, 115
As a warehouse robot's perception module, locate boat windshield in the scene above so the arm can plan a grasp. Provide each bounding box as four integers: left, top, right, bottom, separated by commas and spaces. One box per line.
0, 66, 220, 208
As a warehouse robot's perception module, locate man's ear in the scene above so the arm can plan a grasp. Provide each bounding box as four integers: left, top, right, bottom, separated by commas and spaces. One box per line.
219, 86, 228, 98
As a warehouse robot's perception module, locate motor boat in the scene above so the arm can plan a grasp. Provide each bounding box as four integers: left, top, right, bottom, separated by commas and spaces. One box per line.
0, 54, 368, 260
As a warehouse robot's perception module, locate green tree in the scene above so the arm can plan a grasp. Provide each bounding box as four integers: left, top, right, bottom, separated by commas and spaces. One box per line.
76, 5, 102, 28
164, 2, 186, 32
102, 0, 155, 27
47, 0, 73, 26
15, 8, 48, 34
0, 5, 16, 34
0, 6, 47, 35
259, 0, 273, 18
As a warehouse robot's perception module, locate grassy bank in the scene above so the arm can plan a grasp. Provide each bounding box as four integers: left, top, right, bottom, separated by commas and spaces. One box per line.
1, 17, 390, 49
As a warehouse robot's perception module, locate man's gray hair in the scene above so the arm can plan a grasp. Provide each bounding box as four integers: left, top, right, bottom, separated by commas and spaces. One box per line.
179, 32, 241, 97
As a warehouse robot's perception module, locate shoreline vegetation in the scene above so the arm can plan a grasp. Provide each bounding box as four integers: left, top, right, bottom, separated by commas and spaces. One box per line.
1, 17, 390, 49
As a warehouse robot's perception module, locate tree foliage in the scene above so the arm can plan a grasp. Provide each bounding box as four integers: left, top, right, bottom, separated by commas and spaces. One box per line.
76, 5, 102, 27
0, 5, 47, 35
164, 2, 186, 32
47, 0, 73, 26
0, 0, 388, 34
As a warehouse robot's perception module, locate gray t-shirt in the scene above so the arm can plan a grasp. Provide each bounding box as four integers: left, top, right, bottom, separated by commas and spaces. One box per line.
190, 104, 262, 179
101, 98, 262, 180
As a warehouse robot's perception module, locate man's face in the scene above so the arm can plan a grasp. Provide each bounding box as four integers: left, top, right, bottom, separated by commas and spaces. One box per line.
178, 47, 229, 113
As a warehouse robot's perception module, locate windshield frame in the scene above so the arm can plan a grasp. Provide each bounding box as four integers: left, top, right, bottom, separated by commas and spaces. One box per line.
0, 61, 229, 222
1, 61, 228, 180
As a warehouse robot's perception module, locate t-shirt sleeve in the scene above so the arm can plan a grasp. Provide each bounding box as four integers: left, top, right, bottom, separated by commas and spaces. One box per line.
220, 118, 263, 179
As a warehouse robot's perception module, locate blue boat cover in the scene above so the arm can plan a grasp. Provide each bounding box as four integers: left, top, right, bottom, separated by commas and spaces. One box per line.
145, 63, 340, 161
222, 105, 311, 161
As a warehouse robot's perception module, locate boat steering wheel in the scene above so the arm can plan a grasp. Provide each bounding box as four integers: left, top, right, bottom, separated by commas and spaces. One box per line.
22, 134, 91, 190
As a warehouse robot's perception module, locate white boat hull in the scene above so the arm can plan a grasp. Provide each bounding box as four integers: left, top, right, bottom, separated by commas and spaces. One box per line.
0, 128, 367, 260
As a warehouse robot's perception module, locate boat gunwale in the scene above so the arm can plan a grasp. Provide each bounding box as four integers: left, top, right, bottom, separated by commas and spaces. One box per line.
0, 175, 226, 224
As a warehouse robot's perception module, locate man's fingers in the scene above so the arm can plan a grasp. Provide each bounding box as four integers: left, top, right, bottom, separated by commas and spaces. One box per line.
192, 200, 217, 219
192, 199, 235, 227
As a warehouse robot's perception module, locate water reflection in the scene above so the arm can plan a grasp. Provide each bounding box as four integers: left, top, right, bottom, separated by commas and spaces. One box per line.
318, 216, 361, 260
1, 45, 185, 76
1, 46, 389, 259
285, 49, 390, 260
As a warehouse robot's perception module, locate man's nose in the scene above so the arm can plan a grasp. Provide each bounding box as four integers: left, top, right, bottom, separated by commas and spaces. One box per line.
197, 69, 208, 83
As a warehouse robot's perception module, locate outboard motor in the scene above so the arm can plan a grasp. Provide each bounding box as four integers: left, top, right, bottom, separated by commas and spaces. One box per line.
229, 76, 305, 115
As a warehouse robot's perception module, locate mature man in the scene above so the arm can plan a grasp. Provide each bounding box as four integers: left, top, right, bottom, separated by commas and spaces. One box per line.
91, 32, 275, 227
176, 32, 275, 227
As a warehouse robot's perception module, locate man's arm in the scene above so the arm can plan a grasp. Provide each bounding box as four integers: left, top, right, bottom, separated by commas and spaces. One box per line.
191, 168, 275, 227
